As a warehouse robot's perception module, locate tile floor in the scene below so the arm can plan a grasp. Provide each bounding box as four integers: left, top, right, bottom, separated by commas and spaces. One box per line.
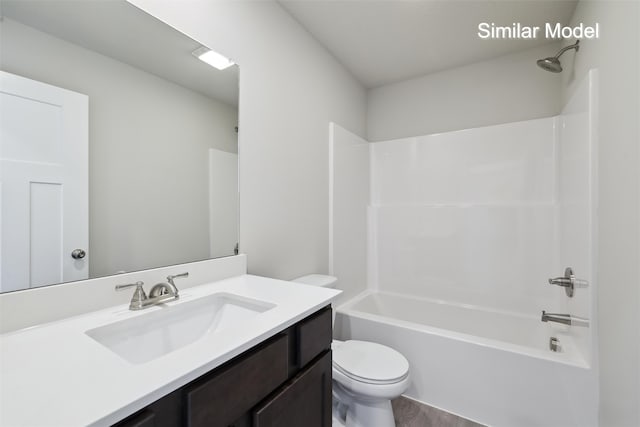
392, 396, 486, 427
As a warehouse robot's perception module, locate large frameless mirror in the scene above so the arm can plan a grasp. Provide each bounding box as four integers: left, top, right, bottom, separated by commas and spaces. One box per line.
0, 0, 239, 293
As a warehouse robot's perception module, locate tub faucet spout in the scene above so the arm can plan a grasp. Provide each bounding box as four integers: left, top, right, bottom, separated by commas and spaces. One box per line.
541, 311, 589, 327
541, 311, 571, 325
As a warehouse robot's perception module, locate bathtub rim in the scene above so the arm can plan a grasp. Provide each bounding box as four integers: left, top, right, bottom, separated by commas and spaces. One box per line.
335, 290, 590, 369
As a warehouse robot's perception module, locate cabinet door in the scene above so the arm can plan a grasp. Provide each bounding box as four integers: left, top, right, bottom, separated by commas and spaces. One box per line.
253, 351, 332, 427
112, 389, 181, 427
184, 335, 289, 427
297, 306, 332, 368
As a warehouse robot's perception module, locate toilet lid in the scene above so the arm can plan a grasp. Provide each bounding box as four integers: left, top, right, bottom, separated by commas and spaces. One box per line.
333, 340, 409, 384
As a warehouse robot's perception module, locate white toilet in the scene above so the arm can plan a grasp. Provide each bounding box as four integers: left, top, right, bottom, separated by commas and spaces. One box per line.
293, 275, 410, 427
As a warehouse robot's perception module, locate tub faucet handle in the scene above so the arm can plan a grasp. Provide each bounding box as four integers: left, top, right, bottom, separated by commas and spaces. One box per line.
548, 267, 588, 297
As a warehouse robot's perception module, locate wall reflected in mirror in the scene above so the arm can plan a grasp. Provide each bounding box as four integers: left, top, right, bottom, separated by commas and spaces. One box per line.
0, 0, 239, 293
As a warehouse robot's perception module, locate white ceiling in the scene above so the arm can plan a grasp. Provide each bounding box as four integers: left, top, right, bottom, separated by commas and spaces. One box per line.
1, 0, 239, 106
279, 0, 577, 88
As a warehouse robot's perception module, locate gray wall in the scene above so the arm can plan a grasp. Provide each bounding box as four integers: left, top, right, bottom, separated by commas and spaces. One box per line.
131, 0, 367, 280
366, 43, 563, 141
560, 2, 640, 426
1, 18, 238, 277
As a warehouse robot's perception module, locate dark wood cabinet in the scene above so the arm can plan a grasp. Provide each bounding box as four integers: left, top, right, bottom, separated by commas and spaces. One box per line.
113, 306, 332, 427
185, 334, 289, 427
114, 410, 156, 427
297, 307, 332, 368
253, 351, 332, 427
114, 389, 182, 427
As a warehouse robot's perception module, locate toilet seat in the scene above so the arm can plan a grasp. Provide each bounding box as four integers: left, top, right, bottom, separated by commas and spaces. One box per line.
332, 340, 409, 385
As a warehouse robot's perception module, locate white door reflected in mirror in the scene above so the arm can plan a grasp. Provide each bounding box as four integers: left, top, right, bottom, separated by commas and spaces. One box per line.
0, 71, 89, 292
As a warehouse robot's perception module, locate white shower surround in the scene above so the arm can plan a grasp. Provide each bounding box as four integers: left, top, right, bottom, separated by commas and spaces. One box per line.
370, 116, 558, 317
330, 70, 598, 426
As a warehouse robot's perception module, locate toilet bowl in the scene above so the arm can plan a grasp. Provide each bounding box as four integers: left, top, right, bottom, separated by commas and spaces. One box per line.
293, 275, 410, 427
331, 340, 410, 427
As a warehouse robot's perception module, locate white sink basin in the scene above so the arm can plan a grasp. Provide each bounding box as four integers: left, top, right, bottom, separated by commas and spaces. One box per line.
86, 293, 275, 364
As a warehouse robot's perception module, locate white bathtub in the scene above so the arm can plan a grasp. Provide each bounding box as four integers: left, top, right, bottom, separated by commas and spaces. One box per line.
334, 291, 598, 427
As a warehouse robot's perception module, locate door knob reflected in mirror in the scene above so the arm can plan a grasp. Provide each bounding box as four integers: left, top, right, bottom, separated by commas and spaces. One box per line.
71, 249, 86, 259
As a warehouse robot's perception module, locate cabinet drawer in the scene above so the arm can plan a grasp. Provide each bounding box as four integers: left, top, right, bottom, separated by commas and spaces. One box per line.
297, 306, 332, 368
113, 409, 155, 427
184, 334, 289, 427
112, 390, 181, 427
253, 351, 332, 427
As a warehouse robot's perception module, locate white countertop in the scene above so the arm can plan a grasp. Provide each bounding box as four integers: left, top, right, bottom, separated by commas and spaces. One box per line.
0, 274, 340, 427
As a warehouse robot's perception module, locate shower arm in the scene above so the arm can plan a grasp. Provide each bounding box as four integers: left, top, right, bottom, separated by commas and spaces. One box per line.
553, 40, 580, 59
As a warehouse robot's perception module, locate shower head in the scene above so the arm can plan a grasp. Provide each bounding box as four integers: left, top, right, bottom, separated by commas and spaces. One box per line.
536, 56, 563, 73
536, 40, 580, 73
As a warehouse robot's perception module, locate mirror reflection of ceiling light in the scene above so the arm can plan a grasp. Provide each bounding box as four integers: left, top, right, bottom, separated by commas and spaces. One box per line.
192, 47, 235, 70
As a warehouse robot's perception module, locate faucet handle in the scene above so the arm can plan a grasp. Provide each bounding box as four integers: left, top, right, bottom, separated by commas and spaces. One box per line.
115, 281, 148, 309
548, 267, 589, 298
115, 281, 145, 291
167, 272, 189, 283
165, 272, 188, 297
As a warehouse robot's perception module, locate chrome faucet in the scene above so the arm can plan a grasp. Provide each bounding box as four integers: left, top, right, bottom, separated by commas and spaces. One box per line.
116, 272, 189, 310
541, 311, 589, 327
149, 272, 188, 298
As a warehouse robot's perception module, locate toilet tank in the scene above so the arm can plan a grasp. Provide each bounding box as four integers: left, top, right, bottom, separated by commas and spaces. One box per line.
292, 274, 337, 288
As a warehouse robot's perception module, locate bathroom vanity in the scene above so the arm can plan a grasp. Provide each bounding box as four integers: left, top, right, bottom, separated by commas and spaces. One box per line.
115, 306, 332, 427
0, 274, 340, 427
